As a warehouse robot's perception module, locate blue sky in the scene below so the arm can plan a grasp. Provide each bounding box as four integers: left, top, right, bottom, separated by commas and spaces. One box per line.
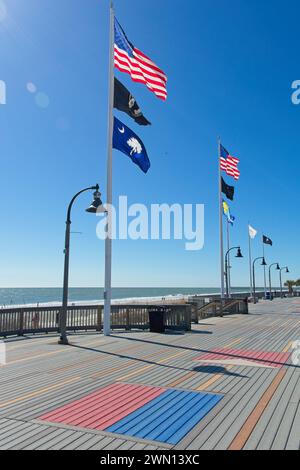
0, 0, 299, 288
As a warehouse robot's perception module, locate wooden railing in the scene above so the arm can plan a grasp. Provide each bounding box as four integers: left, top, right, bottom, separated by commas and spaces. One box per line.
191, 299, 248, 323
0, 304, 192, 338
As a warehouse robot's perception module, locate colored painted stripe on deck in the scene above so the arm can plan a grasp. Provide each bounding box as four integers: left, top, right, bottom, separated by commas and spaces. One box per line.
39, 382, 223, 445
106, 389, 223, 445
228, 368, 287, 450
194, 348, 290, 368
39, 383, 166, 430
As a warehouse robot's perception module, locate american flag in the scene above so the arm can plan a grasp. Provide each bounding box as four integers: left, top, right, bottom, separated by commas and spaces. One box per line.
114, 18, 167, 101
220, 144, 240, 181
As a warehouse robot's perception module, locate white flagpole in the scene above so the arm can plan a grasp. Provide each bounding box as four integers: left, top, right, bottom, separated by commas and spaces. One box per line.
227, 219, 231, 298
103, 1, 115, 336
248, 223, 253, 299
218, 138, 225, 301
262, 239, 267, 299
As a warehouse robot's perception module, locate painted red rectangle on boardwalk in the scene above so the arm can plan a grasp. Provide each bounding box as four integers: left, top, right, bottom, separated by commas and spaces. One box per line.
39, 383, 166, 430
194, 348, 290, 368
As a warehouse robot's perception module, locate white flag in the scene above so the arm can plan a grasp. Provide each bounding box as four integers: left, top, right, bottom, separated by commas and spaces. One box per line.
249, 225, 258, 239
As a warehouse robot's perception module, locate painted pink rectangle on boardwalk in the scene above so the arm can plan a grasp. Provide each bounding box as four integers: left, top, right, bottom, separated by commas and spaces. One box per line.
39, 383, 166, 430
194, 348, 290, 368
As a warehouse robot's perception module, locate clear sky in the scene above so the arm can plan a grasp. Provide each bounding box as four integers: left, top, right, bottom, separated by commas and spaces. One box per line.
0, 0, 299, 288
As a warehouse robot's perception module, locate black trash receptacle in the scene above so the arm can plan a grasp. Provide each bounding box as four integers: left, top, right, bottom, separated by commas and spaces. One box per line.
266, 292, 273, 300
148, 307, 166, 333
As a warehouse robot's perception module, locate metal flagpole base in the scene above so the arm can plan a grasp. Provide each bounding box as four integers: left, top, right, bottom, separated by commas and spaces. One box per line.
58, 336, 69, 345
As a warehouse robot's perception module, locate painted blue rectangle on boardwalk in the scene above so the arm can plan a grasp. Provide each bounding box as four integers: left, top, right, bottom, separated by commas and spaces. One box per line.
106, 389, 223, 445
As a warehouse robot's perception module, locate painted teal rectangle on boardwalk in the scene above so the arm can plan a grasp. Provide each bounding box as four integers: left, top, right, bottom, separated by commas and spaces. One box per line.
106, 389, 223, 445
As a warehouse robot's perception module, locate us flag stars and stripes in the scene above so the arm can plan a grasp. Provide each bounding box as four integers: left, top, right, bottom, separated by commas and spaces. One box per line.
114, 18, 168, 101
220, 144, 240, 181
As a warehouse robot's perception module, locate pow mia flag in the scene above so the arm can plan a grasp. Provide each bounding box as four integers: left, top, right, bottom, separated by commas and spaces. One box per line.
263, 235, 273, 246
221, 177, 235, 201
114, 78, 151, 126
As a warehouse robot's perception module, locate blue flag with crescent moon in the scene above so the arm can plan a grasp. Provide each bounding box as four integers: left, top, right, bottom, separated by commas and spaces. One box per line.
113, 117, 151, 173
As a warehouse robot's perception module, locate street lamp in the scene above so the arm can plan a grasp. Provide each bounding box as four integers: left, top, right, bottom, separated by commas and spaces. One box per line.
268, 263, 280, 301
58, 185, 104, 345
253, 257, 267, 304
279, 266, 290, 298
225, 247, 243, 299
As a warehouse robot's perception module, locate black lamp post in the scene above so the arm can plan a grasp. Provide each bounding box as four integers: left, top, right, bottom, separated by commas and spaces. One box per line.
268, 263, 280, 301
279, 267, 290, 298
253, 257, 267, 304
58, 185, 103, 345
225, 247, 243, 299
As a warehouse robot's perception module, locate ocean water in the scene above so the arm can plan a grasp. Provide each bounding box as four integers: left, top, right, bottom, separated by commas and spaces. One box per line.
0, 287, 266, 307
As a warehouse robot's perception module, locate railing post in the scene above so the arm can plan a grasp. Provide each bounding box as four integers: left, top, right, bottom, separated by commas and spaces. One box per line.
56, 309, 60, 333
176, 307, 181, 328
18, 310, 24, 337
125, 309, 130, 331
96, 306, 102, 332
214, 302, 217, 317
186, 305, 192, 331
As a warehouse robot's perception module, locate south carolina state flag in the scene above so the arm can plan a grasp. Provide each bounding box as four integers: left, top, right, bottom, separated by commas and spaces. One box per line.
113, 117, 151, 173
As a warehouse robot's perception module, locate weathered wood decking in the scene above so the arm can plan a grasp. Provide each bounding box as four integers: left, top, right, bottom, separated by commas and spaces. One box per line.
0, 298, 300, 450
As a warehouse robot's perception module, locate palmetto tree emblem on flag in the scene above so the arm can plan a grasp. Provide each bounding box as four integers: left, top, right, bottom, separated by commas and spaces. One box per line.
127, 138, 143, 156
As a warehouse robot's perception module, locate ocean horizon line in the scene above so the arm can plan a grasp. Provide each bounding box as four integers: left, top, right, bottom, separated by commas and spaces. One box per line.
0, 286, 273, 309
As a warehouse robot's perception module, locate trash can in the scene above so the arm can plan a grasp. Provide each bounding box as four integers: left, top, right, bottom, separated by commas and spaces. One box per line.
148, 307, 166, 333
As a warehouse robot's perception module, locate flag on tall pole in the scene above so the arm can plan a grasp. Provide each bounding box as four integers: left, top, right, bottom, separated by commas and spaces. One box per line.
114, 78, 151, 125
263, 235, 273, 246
114, 18, 168, 100
248, 224, 257, 298
220, 145, 240, 181
104, 5, 168, 336
222, 200, 235, 225
262, 235, 272, 299
113, 117, 151, 173
221, 177, 235, 201
249, 225, 258, 239
218, 139, 225, 301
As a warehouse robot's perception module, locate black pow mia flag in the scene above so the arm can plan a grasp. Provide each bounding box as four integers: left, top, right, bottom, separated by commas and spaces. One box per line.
221, 177, 235, 201
114, 78, 151, 126
263, 235, 273, 246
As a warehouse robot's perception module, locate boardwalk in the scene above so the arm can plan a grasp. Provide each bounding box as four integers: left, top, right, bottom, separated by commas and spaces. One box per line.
0, 298, 300, 450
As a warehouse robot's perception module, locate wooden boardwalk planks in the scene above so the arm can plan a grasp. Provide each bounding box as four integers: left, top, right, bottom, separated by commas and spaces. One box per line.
0, 298, 299, 450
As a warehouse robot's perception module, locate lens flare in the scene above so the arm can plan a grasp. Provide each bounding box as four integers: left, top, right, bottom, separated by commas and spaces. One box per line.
0, 1, 7, 22
35, 92, 50, 109
27, 82, 37, 94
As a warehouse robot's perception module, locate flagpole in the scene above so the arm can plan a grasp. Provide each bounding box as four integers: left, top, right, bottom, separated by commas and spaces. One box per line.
248, 223, 253, 299
227, 220, 231, 298
218, 138, 225, 303
262, 239, 267, 299
103, 1, 115, 336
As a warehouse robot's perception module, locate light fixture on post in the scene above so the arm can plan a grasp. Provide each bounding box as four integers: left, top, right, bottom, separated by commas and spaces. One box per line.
225, 246, 243, 299
279, 266, 290, 298
86, 185, 106, 214
268, 262, 281, 302
253, 257, 267, 304
59, 184, 103, 346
